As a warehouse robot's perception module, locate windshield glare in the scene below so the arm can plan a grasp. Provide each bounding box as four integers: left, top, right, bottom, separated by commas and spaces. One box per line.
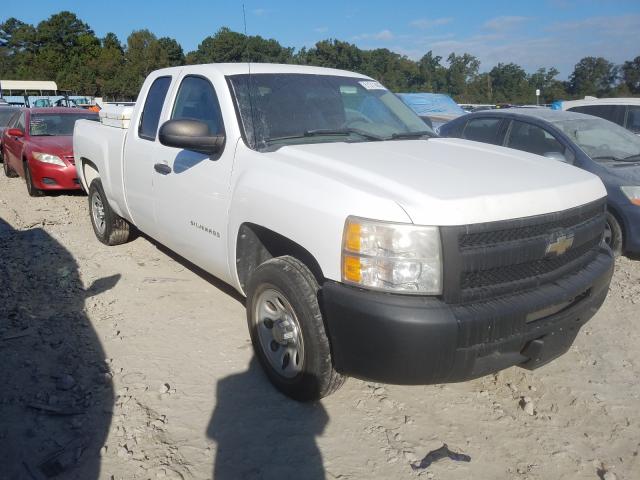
554, 118, 640, 162
29, 113, 98, 136
228, 73, 433, 149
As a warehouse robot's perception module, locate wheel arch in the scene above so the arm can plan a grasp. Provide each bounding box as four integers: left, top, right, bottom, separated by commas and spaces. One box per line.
235, 223, 325, 294
81, 157, 100, 191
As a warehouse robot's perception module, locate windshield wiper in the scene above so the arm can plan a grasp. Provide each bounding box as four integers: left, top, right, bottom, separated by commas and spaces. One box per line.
389, 131, 435, 140
264, 128, 383, 144
621, 154, 640, 161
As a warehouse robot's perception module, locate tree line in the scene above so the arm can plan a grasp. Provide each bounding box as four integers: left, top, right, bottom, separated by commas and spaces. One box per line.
1, 11, 639, 103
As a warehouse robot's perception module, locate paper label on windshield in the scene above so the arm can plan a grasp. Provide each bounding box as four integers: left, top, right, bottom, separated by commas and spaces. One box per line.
359, 80, 387, 90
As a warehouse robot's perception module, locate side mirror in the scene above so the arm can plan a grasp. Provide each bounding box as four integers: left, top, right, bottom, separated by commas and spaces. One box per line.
544, 151, 569, 163
7, 128, 24, 138
158, 119, 224, 155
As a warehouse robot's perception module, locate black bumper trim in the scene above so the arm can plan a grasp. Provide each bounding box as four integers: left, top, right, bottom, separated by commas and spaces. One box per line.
321, 247, 614, 385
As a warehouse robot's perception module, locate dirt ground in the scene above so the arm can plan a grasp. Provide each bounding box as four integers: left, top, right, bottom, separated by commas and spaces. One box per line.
1, 171, 639, 480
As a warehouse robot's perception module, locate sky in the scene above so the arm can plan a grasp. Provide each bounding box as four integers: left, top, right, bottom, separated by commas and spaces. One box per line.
3, 0, 640, 79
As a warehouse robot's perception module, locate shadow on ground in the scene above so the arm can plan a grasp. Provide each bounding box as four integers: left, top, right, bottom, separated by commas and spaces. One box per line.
207, 357, 329, 479
0, 217, 115, 479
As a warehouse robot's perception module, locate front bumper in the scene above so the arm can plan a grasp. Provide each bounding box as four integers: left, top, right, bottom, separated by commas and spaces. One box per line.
322, 247, 614, 384
29, 160, 81, 190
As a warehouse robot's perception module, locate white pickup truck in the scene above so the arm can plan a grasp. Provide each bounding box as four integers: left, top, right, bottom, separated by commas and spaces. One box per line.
74, 64, 614, 401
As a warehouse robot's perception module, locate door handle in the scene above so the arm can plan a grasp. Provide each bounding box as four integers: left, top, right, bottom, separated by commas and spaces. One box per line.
154, 163, 172, 175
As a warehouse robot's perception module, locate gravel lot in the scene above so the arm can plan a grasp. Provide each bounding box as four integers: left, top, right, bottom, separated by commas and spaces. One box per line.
1, 172, 639, 480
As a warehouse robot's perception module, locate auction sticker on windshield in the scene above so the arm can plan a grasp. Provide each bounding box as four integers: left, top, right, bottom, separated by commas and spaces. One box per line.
359, 80, 387, 90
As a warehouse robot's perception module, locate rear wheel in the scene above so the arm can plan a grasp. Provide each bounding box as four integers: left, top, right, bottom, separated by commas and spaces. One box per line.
604, 211, 623, 257
3, 154, 18, 178
246, 256, 345, 401
24, 161, 43, 197
88, 178, 131, 245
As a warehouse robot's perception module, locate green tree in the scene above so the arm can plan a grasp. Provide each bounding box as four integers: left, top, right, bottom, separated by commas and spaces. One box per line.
569, 56, 618, 97
186, 27, 292, 64
446, 53, 480, 101
297, 39, 364, 71
95, 33, 125, 99
489, 63, 529, 103
417, 51, 447, 92
158, 37, 185, 66
621, 56, 640, 94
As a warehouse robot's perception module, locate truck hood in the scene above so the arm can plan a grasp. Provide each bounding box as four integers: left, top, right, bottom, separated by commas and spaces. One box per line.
272, 138, 606, 225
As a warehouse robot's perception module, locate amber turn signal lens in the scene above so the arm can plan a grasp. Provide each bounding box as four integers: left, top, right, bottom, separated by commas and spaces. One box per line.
345, 222, 361, 252
343, 255, 361, 283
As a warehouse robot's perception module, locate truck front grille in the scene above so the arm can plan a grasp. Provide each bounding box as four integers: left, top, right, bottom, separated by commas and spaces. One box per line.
440, 199, 607, 304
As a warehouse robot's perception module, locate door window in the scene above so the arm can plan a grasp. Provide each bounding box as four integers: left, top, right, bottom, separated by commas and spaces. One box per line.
506, 121, 565, 158
568, 105, 626, 127
462, 118, 502, 144
625, 106, 640, 134
15, 112, 26, 132
139, 76, 172, 140
171, 76, 224, 135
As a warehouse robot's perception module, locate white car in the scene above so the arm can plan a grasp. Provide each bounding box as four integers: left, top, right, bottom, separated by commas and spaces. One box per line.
556, 97, 640, 135
74, 64, 614, 400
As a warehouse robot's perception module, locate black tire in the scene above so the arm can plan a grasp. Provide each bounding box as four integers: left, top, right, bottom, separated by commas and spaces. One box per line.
88, 178, 131, 246
246, 256, 345, 401
3, 154, 18, 178
605, 211, 623, 257
24, 161, 43, 197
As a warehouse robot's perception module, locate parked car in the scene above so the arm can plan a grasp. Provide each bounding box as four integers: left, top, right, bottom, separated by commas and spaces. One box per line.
0, 105, 19, 162
74, 64, 612, 401
397, 93, 465, 132
2, 107, 98, 196
439, 108, 640, 255
553, 97, 640, 135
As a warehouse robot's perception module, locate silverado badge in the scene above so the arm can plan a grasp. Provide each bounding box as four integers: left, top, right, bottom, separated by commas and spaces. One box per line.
545, 233, 574, 256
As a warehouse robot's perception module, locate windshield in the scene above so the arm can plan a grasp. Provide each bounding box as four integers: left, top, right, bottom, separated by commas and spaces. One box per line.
0, 109, 17, 126
228, 73, 433, 150
553, 117, 640, 162
29, 113, 98, 136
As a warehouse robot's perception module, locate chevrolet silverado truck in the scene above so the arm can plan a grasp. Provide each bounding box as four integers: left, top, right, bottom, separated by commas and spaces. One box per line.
74, 64, 614, 401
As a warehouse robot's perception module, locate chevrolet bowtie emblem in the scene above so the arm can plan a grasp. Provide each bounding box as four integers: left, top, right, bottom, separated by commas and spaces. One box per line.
545, 233, 574, 256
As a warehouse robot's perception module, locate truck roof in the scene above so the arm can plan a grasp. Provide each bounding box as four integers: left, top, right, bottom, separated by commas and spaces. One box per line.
153, 63, 373, 79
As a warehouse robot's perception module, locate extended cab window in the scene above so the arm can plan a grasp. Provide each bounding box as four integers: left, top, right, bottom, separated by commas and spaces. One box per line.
139, 76, 171, 140
171, 76, 224, 135
462, 118, 502, 144
506, 121, 565, 158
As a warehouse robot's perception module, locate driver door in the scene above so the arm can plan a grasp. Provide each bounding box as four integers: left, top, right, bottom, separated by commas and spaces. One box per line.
152, 74, 235, 281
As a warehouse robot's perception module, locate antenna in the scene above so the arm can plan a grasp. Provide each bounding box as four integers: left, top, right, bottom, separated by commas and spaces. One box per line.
242, 3, 257, 148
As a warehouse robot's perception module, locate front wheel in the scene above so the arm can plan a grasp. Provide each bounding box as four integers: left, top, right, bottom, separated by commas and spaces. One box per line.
246, 256, 345, 401
88, 178, 131, 246
604, 211, 623, 257
24, 161, 43, 197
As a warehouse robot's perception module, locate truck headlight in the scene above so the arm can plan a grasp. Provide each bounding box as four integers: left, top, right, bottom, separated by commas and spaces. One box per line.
620, 186, 640, 206
341, 216, 442, 294
33, 152, 65, 166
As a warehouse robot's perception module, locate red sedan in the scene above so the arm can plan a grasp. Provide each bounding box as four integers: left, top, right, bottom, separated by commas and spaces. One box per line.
2, 108, 98, 196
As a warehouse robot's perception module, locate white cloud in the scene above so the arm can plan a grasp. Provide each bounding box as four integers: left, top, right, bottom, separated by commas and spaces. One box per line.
314, 26, 328, 33
409, 18, 453, 29
252, 8, 266, 16
483, 15, 529, 31
354, 29, 395, 41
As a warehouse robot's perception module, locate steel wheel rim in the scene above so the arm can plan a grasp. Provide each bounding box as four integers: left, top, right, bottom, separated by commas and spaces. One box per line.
253, 287, 304, 379
91, 192, 106, 235
604, 221, 613, 246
